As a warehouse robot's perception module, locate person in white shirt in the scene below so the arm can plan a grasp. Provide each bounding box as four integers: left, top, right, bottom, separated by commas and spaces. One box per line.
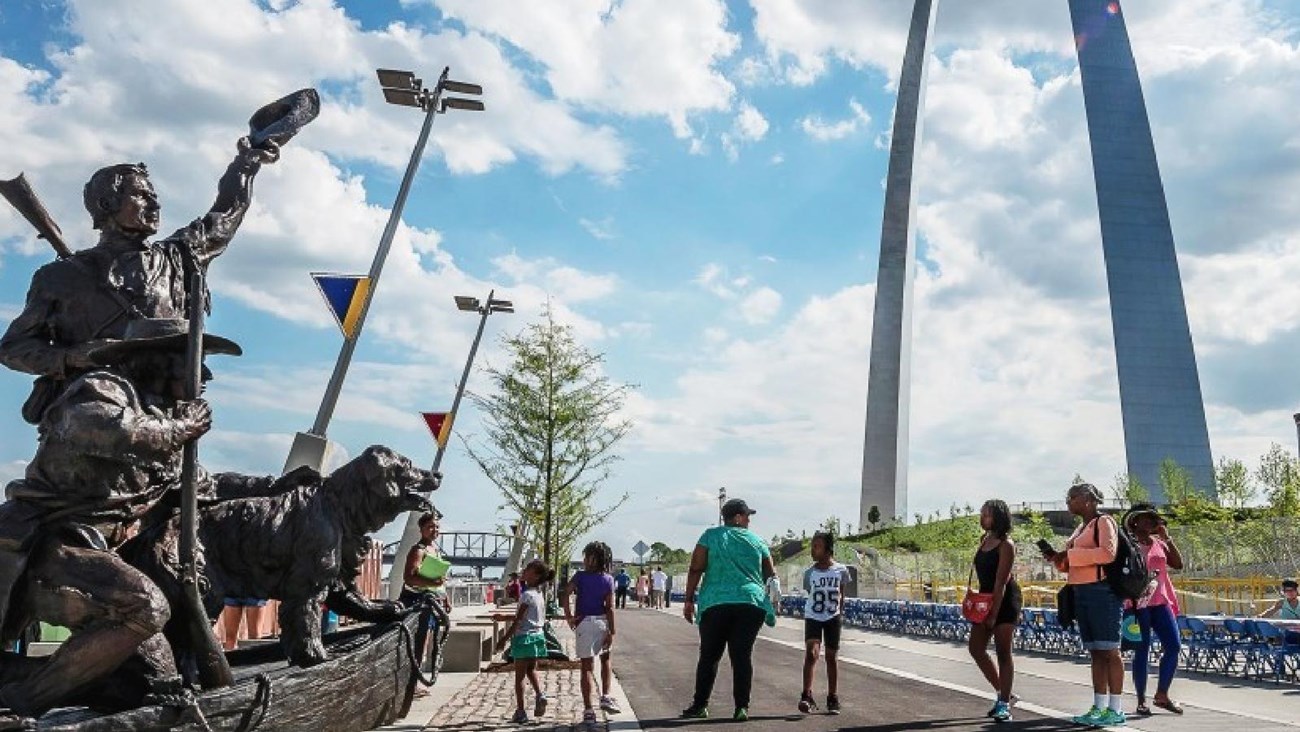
766, 574, 782, 610
651, 567, 668, 609
799, 532, 850, 715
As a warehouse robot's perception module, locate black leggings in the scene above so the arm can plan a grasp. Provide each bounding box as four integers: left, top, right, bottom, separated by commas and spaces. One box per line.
693, 604, 766, 709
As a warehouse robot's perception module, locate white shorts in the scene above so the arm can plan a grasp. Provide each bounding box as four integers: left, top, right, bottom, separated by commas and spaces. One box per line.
575, 616, 610, 659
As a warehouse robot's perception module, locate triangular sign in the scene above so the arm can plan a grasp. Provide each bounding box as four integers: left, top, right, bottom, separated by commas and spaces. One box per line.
422, 412, 454, 448
311, 273, 371, 338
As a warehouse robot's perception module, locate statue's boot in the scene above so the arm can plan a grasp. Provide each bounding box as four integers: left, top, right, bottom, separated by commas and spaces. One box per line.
0, 542, 176, 717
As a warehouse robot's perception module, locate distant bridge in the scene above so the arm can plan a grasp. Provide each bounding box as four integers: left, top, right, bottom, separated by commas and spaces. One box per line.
436, 532, 515, 567
382, 532, 585, 578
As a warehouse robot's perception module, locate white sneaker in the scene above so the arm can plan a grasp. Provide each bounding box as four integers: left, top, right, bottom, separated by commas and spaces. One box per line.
599, 695, 621, 713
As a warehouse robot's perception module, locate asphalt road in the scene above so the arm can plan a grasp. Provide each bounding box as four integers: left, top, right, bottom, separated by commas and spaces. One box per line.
613, 608, 1076, 732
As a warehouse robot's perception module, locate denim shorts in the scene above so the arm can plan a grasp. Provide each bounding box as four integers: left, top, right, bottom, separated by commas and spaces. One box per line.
1073, 581, 1122, 651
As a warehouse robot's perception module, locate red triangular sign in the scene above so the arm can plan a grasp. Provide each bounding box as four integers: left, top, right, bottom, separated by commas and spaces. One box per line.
421, 412, 452, 447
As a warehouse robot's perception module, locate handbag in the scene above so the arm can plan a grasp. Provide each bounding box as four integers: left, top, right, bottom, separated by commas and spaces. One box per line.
1056, 584, 1076, 628
961, 567, 994, 623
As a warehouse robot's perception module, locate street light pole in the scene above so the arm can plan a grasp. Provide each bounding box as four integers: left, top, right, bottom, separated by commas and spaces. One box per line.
284, 67, 483, 474
386, 291, 512, 599
718, 486, 726, 526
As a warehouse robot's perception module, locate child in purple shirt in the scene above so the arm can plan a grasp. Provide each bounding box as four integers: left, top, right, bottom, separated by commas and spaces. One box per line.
562, 541, 621, 723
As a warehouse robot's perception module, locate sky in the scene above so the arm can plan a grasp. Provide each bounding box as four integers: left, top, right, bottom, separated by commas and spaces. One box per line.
2, 0, 1300, 560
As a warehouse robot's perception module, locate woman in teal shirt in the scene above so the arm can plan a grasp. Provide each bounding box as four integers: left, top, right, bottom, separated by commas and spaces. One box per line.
680, 498, 777, 722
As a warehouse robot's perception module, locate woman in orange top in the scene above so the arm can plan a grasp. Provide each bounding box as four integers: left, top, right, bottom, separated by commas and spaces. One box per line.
1039, 483, 1126, 728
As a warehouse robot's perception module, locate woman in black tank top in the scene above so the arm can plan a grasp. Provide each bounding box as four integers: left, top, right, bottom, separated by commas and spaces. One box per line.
968, 500, 1021, 721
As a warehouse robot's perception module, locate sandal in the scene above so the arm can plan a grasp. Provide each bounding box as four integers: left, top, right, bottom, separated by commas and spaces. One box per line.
1153, 698, 1184, 715
1134, 702, 1152, 716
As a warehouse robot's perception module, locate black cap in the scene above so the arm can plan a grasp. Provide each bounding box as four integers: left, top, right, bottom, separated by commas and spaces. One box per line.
721, 498, 756, 520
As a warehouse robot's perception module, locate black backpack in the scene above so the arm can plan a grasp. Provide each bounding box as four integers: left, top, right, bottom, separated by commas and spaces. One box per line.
1093, 516, 1150, 600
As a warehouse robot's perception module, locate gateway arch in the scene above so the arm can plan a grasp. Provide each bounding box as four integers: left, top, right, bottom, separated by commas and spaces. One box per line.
861, 0, 1213, 526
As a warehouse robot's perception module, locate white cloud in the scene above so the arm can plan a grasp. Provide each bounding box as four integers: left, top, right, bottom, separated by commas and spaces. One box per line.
799, 99, 871, 142
431, 0, 740, 140
722, 101, 769, 161
739, 286, 781, 325
0, 459, 26, 487
1183, 237, 1300, 347
734, 102, 770, 141
578, 216, 617, 241
694, 263, 734, 298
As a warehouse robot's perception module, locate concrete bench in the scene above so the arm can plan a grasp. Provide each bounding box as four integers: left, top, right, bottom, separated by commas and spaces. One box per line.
442, 627, 489, 672
457, 619, 508, 658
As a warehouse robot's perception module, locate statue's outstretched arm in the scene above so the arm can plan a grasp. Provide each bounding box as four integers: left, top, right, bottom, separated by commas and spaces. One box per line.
170, 138, 280, 268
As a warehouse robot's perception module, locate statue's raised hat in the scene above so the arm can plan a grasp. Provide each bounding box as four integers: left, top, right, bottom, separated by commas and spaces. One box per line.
89, 318, 242, 364
247, 88, 320, 148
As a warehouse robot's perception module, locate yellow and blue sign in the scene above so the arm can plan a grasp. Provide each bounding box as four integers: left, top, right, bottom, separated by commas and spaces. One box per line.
311, 273, 371, 339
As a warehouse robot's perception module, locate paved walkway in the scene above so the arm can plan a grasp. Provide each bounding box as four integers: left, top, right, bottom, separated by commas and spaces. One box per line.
379, 603, 643, 731
406, 602, 1300, 731
615, 607, 1054, 731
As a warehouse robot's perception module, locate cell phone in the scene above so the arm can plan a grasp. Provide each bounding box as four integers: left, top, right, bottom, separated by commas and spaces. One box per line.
1036, 538, 1056, 556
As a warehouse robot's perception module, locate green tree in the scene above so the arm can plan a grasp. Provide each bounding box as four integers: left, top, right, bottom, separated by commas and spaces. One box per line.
1214, 456, 1256, 509
867, 505, 882, 531
465, 308, 633, 566
1016, 509, 1054, 541
649, 541, 671, 562
1256, 443, 1300, 517
820, 516, 842, 537
1158, 458, 1196, 505
1109, 471, 1149, 506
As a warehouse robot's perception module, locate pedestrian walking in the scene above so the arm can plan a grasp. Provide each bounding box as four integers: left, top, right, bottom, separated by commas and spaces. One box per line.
680, 498, 776, 722
1039, 483, 1126, 728
652, 566, 668, 609
219, 598, 269, 650
496, 559, 555, 724
766, 573, 782, 612
966, 500, 1021, 723
1124, 504, 1183, 716
562, 542, 622, 725
614, 568, 631, 609
798, 531, 849, 715
636, 570, 650, 608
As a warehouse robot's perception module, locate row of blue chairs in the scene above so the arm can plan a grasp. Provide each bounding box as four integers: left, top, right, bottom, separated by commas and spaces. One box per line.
1178, 616, 1300, 683
777, 596, 1298, 683
777, 596, 1084, 653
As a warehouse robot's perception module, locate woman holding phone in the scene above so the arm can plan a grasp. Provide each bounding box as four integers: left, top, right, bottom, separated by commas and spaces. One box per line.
1039, 483, 1125, 728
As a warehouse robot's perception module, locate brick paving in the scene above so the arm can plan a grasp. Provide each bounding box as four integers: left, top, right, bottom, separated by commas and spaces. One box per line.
422, 664, 618, 731
421, 619, 632, 731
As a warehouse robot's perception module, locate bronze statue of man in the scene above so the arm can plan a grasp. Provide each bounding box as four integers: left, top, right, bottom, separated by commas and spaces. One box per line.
0, 318, 240, 719
0, 138, 278, 423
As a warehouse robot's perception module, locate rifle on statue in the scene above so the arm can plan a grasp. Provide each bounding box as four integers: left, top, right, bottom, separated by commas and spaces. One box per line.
179, 270, 233, 688
0, 173, 73, 259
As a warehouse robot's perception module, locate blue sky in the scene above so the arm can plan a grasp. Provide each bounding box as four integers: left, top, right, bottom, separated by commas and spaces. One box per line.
3, 0, 1300, 558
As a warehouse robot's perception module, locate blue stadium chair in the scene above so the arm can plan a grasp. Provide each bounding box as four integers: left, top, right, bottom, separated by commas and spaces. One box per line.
1250, 620, 1300, 683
